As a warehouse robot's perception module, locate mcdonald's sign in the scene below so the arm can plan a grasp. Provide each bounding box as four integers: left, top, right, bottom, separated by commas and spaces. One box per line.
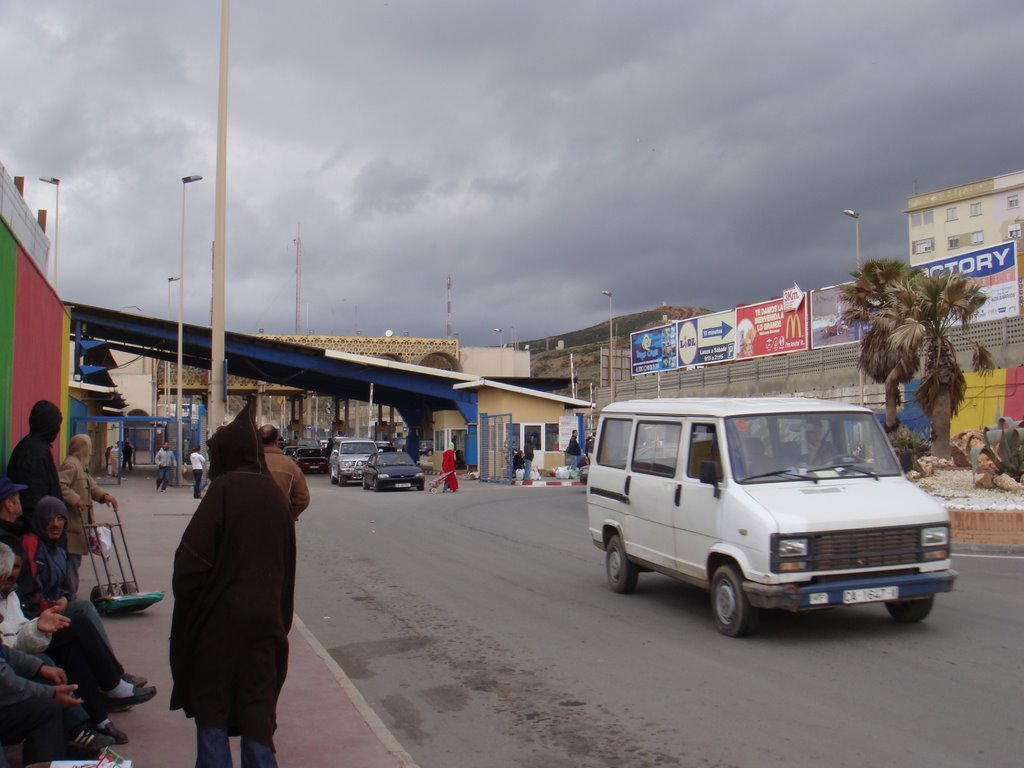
735, 298, 808, 359
785, 311, 802, 339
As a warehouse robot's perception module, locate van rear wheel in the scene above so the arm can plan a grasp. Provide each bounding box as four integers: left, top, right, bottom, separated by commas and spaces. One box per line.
711, 564, 758, 637
605, 534, 638, 594
885, 596, 933, 623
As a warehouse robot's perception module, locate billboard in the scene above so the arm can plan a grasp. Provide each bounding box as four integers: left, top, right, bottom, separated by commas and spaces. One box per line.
630, 323, 678, 376
735, 293, 808, 360
810, 284, 862, 350
917, 241, 1019, 321
677, 310, 737, 368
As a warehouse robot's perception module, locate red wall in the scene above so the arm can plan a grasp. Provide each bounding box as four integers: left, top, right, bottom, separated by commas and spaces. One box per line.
9, 250, 66, 441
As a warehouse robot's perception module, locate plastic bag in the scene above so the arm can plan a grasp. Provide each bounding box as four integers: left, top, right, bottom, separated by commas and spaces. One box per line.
89, 525, 114, 558
515, 469, 524, 481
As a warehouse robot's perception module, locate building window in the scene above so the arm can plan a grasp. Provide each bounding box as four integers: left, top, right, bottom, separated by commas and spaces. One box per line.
946, 206, 958, 221
970, 202, 982, 217
913, 238, 934, 255
1009, 224, 1022, 239
971, 231, 984, 245
1009, 194, 1020, 209
948, 236, 960, 249
910, 210, 934, 227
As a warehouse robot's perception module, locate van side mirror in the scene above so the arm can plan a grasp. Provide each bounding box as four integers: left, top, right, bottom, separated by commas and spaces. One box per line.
699, 460, 721, 499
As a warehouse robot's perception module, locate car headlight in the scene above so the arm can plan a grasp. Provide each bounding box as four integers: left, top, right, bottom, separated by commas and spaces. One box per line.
921, 526, 948, 547
415, 472, 424, 479
378, 473, 390, 479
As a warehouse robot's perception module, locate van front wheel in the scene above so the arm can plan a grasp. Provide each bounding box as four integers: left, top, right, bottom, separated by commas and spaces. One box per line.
711, 564, 758, 637
885, 596, 933, 623
606, 535, 638, 594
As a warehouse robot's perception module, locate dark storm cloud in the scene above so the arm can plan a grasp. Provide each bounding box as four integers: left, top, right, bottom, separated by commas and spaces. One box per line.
2, 1, 1022, 345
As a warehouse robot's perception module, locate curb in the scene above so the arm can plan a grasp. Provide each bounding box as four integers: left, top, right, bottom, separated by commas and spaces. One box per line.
516, 480, 584, 487
293, 616, 421, 768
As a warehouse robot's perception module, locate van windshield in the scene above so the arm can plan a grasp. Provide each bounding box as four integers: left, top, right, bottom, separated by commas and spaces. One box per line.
724, 412, 902, 483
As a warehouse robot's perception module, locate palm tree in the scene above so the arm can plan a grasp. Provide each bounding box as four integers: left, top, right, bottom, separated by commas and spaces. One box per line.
839, 260, 921, 433
882, 271, 993, 458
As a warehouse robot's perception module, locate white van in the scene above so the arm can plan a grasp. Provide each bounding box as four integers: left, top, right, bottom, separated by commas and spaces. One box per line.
586, 398, 956, 637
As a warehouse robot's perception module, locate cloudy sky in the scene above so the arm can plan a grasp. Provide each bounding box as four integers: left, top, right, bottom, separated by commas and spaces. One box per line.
2, 1, 1021, 346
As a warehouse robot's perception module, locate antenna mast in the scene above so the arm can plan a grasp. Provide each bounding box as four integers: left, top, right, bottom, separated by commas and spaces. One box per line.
446, 274, 452, 338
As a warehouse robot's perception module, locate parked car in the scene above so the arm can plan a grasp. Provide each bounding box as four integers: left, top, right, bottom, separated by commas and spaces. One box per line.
330, 439, 378, 486
293, 447, 329, 474
283, 445, 300, 458
362, 451, 425, 492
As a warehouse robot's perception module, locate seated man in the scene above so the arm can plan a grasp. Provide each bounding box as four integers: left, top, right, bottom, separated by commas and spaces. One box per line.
0, 542, 79, 765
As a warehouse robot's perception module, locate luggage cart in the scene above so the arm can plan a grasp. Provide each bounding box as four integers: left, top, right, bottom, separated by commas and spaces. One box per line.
428, 470, 457, 493
84, 506, 164, 615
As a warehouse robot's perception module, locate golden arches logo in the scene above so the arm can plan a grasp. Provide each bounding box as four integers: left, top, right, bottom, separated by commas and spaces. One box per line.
785, 312, 803, 339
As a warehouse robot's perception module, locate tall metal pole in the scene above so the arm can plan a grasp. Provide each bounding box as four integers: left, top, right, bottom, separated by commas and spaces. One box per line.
602, 291, 614, 402
209, 0, 230, 432
844, 210, 864, 405
166, 277, 179, 416
294, 225, 302, 335
178, 175, 202, 458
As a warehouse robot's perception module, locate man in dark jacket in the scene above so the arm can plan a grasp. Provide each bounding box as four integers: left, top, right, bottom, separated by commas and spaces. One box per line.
170, 400, 296, 766
6, 400, 63, 530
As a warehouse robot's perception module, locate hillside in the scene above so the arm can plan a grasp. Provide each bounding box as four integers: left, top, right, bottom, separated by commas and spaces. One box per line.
523, 304, 708, 393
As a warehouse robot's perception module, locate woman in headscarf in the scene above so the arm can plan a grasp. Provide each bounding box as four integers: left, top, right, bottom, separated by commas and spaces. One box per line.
170, 400, 296, 767
442, 442, 460, 492
58, 434, 118, 598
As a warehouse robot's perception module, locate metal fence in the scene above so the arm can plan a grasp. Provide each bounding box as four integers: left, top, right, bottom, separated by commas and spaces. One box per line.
478, 412, 514, 484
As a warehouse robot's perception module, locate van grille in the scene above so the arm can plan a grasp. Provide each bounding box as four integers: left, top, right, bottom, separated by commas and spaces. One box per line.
772, 526, 931, 573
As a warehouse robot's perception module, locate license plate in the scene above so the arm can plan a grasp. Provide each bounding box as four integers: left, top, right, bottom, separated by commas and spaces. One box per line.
395, 483, 411, 488
843, 586, 898, 604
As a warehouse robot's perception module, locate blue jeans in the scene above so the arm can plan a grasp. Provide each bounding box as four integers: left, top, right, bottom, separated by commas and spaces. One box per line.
193, 469, 204, 498
157, 466, 171, 490
522, 459, 532, 481
196, 726, 277, 768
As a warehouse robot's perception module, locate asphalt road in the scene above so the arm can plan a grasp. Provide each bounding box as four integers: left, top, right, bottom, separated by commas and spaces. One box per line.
294, 475, 1024, 768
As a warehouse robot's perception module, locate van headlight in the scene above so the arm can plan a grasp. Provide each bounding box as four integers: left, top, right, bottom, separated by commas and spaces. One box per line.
921, 526, 949, 560
921, 526, 948, 547
777, 538, 808, 557
776, 538, 808, 571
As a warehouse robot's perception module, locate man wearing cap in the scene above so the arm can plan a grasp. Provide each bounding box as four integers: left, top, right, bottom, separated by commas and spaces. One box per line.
0, 478, 38, 615
6, 400, 63, 530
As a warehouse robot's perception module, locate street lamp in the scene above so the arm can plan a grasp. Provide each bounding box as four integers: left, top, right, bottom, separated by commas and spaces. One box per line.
602, 290, 614, 401
166, 277, 180, 417
843, 209, 861, 269
39, 177, 60, 289
493, 328, 503, 348
843, 210, 865, 405
177, 175, 203, 460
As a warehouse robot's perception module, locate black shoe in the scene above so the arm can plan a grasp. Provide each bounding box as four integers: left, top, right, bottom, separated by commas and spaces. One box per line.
96, 720, 129, 745
121, 672, 148, 687
105, 684, 156, 711
68, 724, 117, 752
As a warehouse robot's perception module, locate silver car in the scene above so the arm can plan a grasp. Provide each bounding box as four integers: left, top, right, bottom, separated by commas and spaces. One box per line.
329, 439, 378, 486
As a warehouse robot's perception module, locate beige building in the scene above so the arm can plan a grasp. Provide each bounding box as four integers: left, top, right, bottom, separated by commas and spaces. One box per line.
906, 169, 1024, 263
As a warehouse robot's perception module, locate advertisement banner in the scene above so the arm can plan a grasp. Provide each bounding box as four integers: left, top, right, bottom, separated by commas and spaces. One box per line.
630, 323, 678, 376
810, 284, 862, 350
735, 297, 808, 359
917, 241, 1019, 321
677, 309, 737, 367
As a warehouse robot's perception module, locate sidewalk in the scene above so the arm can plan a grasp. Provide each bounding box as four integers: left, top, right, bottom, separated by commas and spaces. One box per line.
37, 466, 418, 768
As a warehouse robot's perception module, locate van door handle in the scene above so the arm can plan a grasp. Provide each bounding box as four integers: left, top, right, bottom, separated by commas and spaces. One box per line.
674, 485, 681, 506
623, 476, 631, 500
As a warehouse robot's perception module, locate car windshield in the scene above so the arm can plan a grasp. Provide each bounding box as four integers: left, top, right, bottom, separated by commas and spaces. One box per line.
377, 452, 414, 466
296, 448, 322, 457
340, 442, 375, 455
724, 411, 902, 483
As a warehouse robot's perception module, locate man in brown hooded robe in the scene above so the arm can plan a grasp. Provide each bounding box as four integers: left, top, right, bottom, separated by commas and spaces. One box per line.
169, 400, 296, 766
